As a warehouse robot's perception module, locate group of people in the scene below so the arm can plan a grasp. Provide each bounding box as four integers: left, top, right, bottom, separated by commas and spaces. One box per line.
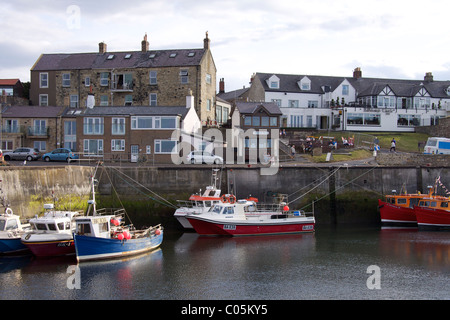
373, 137, 397, 152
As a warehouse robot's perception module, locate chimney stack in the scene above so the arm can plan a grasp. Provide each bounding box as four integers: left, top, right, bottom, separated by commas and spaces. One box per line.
219, 78, 225, 93
353, 67, 362, 79
424, 72, 433, 82
204, 31, 210, 50
141, 33, 149, 52
99, 42, 107, 54
186, 89, 194, 109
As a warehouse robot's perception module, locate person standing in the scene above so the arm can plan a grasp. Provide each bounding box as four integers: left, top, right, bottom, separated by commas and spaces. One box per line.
390, 138, 396, 152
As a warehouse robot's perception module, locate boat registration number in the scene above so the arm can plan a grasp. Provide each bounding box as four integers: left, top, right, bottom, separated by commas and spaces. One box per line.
223, 224, 236, 230
302, 225, 314, 231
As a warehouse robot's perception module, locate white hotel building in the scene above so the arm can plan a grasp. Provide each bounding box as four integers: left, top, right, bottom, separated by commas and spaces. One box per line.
244, 68, 449, 132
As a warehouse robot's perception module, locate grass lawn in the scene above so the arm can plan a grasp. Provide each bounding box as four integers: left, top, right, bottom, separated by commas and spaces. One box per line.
311, 149, 373, 163
365, 132, 430, 152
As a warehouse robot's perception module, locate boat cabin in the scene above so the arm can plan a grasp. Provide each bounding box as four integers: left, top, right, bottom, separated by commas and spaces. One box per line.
0, 211, 23, 232
75, 215, 116, 239
417, 198, 449, 210
29, 204, 81, 234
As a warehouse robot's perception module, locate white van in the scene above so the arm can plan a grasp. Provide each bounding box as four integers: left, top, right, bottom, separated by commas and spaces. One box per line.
423, 137, 450, 154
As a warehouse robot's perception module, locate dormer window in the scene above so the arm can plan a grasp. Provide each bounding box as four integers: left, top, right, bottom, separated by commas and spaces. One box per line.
298, 76, 311, 91
446, 86, 450, 96
266, 75, 280, 89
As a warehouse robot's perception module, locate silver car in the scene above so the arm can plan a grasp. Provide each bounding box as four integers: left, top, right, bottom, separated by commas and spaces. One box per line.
186, 151, 223, 164
3, 147, 41, 161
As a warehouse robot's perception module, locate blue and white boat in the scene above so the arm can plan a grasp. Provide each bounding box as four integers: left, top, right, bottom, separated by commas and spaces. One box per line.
73, 210, 163, 262
0, 207, 31, 255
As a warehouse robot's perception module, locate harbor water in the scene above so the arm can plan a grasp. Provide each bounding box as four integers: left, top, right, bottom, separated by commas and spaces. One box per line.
0, 226, 448, 301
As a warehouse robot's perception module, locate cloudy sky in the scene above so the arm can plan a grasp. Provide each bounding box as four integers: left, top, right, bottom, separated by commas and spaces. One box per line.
1, 0, 450, 92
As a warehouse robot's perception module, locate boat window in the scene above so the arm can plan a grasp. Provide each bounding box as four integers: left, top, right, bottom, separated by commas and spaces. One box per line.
47, 223, 57, 231
211, 206, 222, 214
223, 207, 234, 214
0, 220, 5, 231
430, 201, 437, 207
205, 201, 211, 207
77, 223, 91, 235
421, 201, 430, 207
57, 222, 64, 230
36, 223, 47, 230
99, 222, 109, 233
397, 198, 407, 205
6, 219, 18, 230
409, 198, 419, 208
441, 202, 448, 208
66, 222, 71, 230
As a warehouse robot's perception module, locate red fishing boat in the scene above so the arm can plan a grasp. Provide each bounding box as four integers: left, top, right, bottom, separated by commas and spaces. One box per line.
414, 196, 450, 231
186, 194, 314, 236
378, 183, 447, 227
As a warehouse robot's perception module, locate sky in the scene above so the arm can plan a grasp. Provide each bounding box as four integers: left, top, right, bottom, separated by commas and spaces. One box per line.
1, 0, 450, 92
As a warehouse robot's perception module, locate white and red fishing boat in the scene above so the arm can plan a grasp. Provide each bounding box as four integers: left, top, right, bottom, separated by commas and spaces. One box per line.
21, 204, 82, 257
186, 194, 314, 236
414, 196, 450, 231
378, 183, 447, 227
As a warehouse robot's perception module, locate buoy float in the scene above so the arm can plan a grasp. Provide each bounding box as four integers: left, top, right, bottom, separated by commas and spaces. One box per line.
117, 233, 124, 240
111, 219, 119, 226
283, 205, 289, 211
155, 229, 161, 235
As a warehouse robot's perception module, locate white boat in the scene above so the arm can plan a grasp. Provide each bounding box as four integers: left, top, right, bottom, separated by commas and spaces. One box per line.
186, 195, 315, 236
0, 207, 31, 254
174, 169, 223, 229
21, 204, 83, 257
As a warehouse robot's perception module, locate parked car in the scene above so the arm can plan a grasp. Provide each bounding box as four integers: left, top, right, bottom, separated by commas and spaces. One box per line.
3, 147, 41, 161
186, 151, 223, 164
42, 148, 79, 162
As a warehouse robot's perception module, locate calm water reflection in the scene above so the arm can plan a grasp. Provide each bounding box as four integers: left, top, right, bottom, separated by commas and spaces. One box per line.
0, 226, 448, 300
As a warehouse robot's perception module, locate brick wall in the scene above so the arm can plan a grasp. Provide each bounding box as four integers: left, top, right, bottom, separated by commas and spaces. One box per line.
415, 116, 450, 138
376, 152, 449, 167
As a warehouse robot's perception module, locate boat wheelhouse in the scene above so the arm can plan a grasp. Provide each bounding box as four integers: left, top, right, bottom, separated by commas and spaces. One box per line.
0, 208, 31, 254
415, 196, 450, 231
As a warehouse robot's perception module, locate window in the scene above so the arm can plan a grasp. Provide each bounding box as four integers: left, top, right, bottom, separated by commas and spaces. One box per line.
4, 120, 19, 133
155, 117, 177, 129
100, 95, 108, 106
180, 70, 188, 83
111, 139, 125, 151
83, 118, 104, 135
100, 72, 109, 86
70, 95, 78, 108
271, 99, 281, 107
289, 100, 299, 108
342, 85, 349, 95
308, 101, 318, 108
112, 118, 125, 135
149, 71, 157, 85
34, 141, 46, 152
83, 139, 103, 155
40, 73, 48, 88
1, 140, 13, 151
146, 145, 151, 154
124, 95, 132, 106
62, 73, 71, 87
397, 114, 420, 127
39, 94, 48, 106
347, 113, 380, 126
155, 140, 177, 154
131, 116, 152, 129
207, 99, 211, 111
270, 81, 279, 89
64, 120, 77, 151
206, 74, 211, 84
252, 116, 260, 126
170, 53, 177, 58
261, 116, 269, 126
149, 93, 157, 106
244, 117, 251, 126
85, 77, 90, 87
33, 119, 47, 136
270, 117, 277, 127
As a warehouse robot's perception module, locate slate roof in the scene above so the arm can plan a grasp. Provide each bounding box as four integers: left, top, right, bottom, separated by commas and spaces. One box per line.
255, 72, 450, 99
66, 106, 189, 118
1, 105, 65, 118
32, 49, 206, 71
234, 101, 282, 115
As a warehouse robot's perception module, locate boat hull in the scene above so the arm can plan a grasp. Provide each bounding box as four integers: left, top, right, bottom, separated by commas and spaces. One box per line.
74, 231, 163, 262
0, 237, 29, 254
174, 210, 194, 229
378, 199, 417, 227
21, 233, 75, 257
415, 206, 450, 231
186, 216, 315, 236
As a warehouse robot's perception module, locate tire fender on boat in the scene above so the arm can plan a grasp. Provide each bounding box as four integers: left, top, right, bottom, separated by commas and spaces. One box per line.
5, 207, 13, 216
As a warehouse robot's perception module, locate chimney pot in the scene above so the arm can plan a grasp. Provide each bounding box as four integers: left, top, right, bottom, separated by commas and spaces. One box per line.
204, 31, 210, 50
353, 67, 362, 79
424, 72, 433, 82
219, 78, 225, 93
